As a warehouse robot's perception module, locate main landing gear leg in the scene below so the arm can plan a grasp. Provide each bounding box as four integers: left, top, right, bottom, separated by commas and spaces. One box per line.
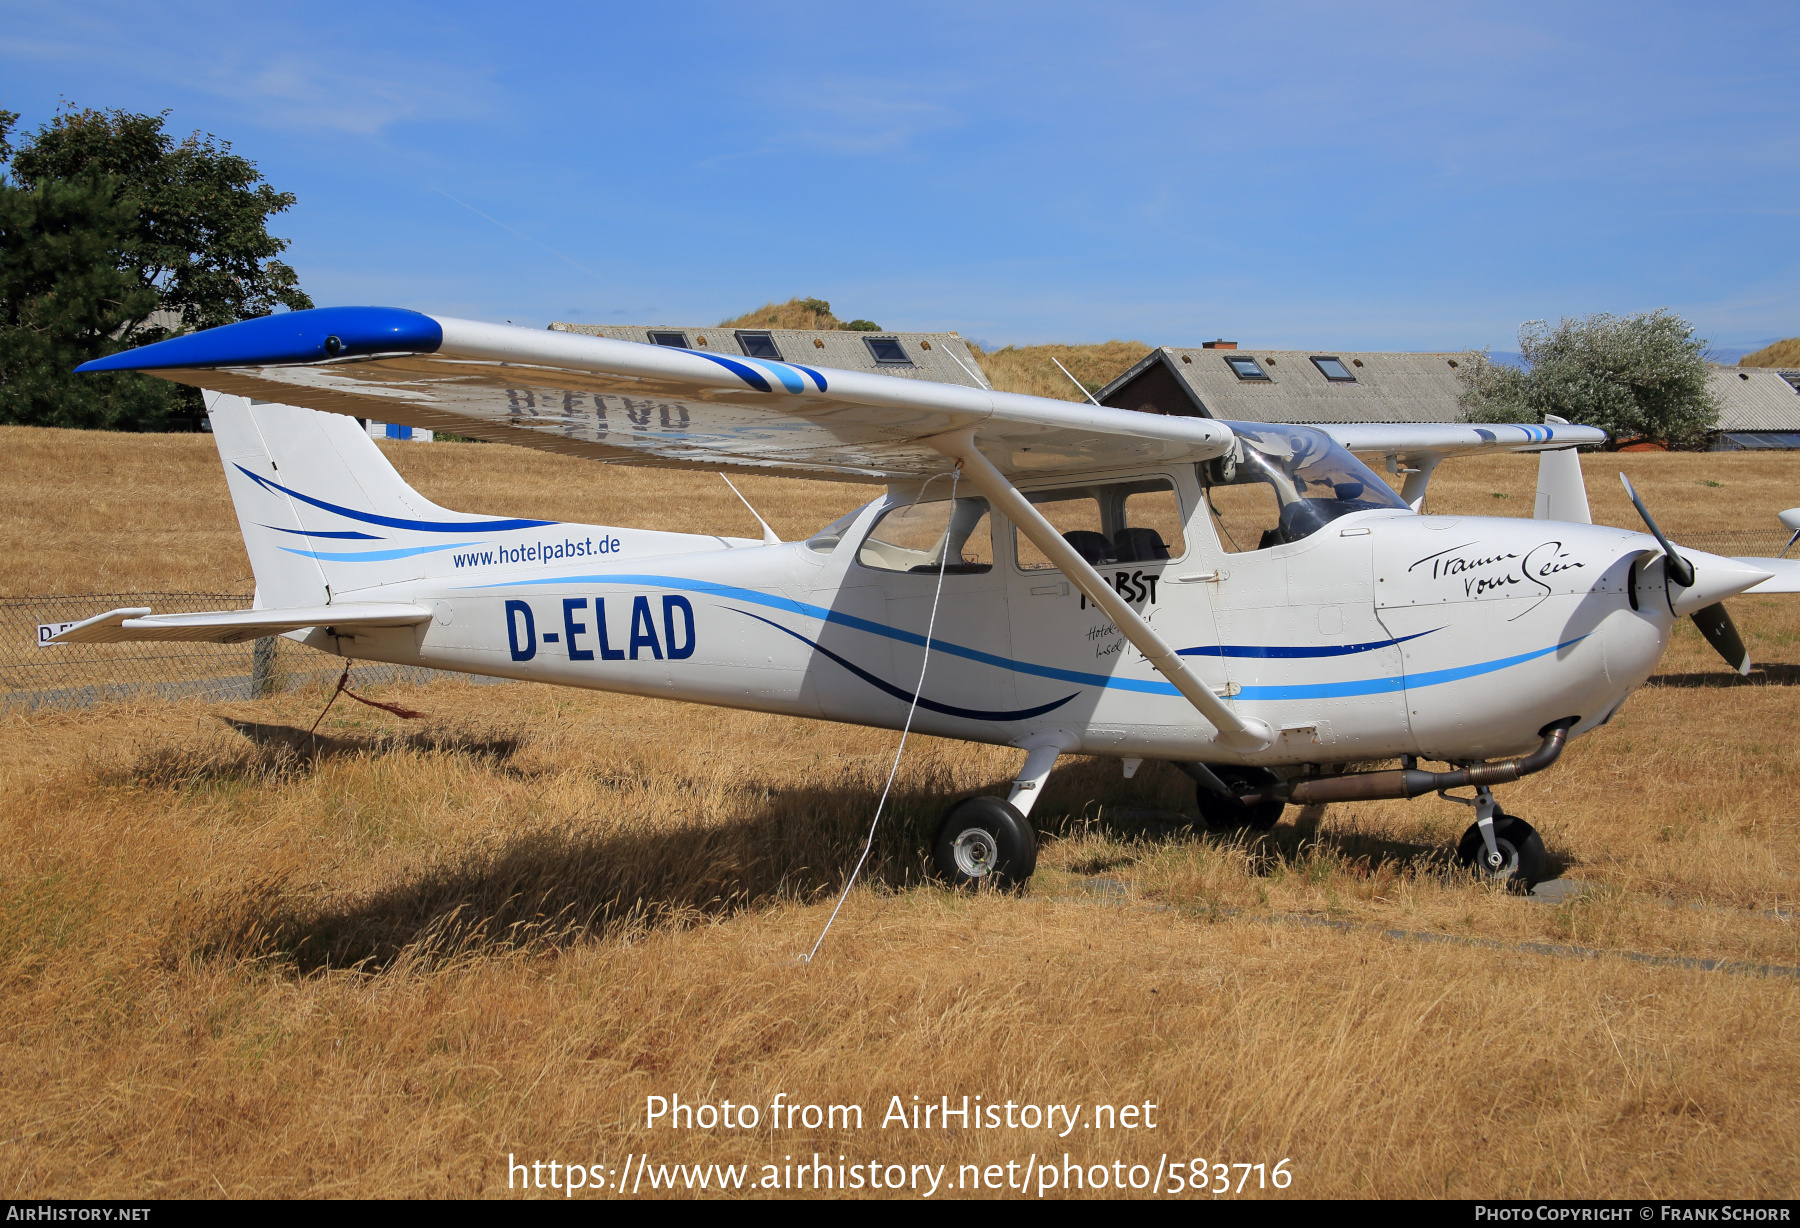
1005, 740, 1065, 820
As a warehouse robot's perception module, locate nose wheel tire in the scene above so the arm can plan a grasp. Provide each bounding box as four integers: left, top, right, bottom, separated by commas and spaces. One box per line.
1455, 813, 1547, 892
1194, 765, 1286, 831
932, 796, 1037, 891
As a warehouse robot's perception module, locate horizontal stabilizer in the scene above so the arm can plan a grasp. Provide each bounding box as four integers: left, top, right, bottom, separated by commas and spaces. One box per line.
1732, 558, 1800, 595
48, 603, 432, 645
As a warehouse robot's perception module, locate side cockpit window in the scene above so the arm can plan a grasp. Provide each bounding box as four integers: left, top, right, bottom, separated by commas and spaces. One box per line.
857, 497, 994, 574
1014, 477, 1185, 570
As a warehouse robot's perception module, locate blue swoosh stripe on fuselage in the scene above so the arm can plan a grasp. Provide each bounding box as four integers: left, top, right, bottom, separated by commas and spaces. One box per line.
1179, 631, 1436, 659
260, 524, 384, 540
280, 541, 478, 562
1233, 636, 1590, 700
466, 571, 1579, 701
235, 465, 554, 533
734, 610, 1078, 722
467, 572, 1176, 693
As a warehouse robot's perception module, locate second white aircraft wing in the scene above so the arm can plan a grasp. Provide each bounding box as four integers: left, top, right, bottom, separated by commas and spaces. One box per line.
81, 307, 1235, 483
1320, 421, 1608, 457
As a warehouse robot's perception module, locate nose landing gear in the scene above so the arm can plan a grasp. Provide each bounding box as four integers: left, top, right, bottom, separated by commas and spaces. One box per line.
1451, 785, 1547, 891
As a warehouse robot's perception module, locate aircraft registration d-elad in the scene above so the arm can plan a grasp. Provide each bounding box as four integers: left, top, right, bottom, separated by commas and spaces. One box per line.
56, 308, 1800, 891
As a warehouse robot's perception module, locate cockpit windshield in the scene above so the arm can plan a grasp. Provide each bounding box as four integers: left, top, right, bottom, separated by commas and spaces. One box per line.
1201, 422, 1409, 552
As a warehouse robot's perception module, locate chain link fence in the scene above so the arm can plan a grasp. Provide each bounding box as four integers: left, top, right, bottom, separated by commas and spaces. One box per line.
2, 593, 494, 714
1668, 528, 1796, 560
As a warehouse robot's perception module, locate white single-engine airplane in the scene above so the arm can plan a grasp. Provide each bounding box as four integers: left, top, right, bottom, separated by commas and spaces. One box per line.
55, 308, 1800, 891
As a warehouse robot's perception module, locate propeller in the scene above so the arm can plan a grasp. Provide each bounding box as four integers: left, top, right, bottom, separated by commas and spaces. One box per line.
1619, 473, 1694, 587
1691, 602, 1751, 676
1619, 473, 1752, 676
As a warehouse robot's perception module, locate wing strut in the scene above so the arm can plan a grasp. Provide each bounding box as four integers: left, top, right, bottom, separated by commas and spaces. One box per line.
926, 430, 1275, 752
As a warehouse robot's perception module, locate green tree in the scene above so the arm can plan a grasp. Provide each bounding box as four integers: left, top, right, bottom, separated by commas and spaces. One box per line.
0, 164, 178, 429
1459, 310, 1719, 450
0, 106, 311, 430
9, 106, 311, 331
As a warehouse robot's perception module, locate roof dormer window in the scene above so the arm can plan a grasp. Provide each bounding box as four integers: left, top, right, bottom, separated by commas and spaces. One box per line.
1225, 355, 1269, 381
736, 331, 782, 359
1311, 356, 1356, 382
648, 331, 689, 348
864, 337, 912, 365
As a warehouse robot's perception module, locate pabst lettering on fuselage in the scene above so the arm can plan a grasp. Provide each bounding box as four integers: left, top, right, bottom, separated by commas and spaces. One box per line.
504, 595, 696, 663
1078, 569, 1161, 610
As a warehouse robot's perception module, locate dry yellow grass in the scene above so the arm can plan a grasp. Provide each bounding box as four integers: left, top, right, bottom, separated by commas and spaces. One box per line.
1739, 338, 1800, 368
1, 427, 1797, 1199
973, 340, 1152, 402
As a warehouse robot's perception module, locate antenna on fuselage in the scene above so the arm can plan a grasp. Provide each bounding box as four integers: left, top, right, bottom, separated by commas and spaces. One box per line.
718, 473, 782, 545
1050, 356, 1103, 407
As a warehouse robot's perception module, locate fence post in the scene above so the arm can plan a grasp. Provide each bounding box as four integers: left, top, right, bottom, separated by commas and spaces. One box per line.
251, 636, 276, 698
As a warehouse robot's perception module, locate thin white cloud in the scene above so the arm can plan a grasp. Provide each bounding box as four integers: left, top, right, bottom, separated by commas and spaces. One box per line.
756, 76, 965, 155
186, 49, 497, 137
0, 6, 498, 137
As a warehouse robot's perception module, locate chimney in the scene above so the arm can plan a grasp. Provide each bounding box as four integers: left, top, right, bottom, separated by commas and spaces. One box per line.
1201, 340, 1238, 350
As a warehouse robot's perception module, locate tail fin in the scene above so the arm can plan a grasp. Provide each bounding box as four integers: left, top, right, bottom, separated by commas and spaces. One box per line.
1532, 416, 1592, 524
206, 391, 546, 603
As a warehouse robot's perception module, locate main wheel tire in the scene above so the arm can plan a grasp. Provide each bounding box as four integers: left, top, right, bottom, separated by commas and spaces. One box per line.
1195, 765, 1286, 832
932, 796, 1037, 891
1455, 812, 1547, 892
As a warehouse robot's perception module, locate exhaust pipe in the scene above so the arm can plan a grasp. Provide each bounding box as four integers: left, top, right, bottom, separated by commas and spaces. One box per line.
1185, 718, 1578, 808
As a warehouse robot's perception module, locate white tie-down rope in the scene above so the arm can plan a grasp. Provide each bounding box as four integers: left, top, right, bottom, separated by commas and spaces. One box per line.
804, 465, 962, 963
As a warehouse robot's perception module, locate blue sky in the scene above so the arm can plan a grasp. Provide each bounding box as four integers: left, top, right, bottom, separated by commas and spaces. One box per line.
3, 1, 1796, 356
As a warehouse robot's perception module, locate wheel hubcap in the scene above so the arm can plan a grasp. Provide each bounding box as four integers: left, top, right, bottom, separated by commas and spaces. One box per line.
952, 829, 998, 877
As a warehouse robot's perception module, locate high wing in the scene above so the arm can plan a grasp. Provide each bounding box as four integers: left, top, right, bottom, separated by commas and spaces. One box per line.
1320, 421, 1607, 458
79, 307, 1236, 483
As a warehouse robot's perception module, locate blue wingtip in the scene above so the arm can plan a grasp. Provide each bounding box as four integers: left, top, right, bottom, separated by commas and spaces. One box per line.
74, 306, 444, 374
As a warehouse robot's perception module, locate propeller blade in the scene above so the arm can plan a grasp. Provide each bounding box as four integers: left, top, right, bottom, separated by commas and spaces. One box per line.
1619, 472, 1696, 588
1692, 602, 1751, 676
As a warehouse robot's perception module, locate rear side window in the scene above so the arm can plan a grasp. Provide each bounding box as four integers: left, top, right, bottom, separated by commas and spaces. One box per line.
857, 498, 993, 574
806, 506, 866, 553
